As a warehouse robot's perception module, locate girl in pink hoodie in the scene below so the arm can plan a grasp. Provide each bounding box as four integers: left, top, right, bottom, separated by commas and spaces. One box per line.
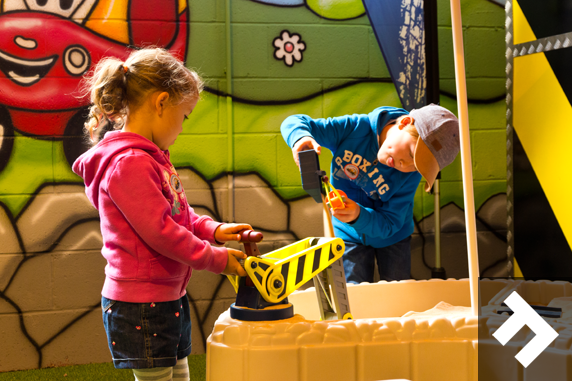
73, 48, 249, 381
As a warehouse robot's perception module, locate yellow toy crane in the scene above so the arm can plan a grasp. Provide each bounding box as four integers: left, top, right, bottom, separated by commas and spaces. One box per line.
227, 149, 353, 321
227, 230, 352, 321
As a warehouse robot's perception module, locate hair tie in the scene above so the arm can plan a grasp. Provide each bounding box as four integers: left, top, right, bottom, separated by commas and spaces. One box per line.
123, 65, 129, 74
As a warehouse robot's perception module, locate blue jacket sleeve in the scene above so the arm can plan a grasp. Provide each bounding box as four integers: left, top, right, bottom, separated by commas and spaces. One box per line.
347, 175, 419, 239
281, 114, 364, 152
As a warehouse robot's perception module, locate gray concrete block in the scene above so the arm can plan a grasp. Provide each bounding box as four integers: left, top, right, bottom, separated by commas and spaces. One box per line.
418, 194, 507, 243
0, 313, 39, 372
476, 231, 509, 278
0, 254, 23, 290
190, 298, 234, 355
476, 194, 507, 232
227, 234, 295, 256
190, 206, 217, 221
212, 176, 229, 191
17, 188, 98, 253
26, 308, 110, 369
273, 240, 297, 251
0, 205, 21, 254
184, 189, 219, 219
187, 270, 233, 301
188, 180, 227, 221
0, 253, 52, 313
419, 202, 500, 234
213, 189, 229, 222
411, 231, 507, 280
234, 187, 288, 231
178, 168, 211, 190
418, 202, 466, 234
289, 196, 324, 240
52, 250, 106, 310
52, 221, 102, 252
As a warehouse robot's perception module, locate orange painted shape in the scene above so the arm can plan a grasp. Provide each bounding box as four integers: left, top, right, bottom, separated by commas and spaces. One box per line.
85, 0, 129, 44
178, 0, 187, 15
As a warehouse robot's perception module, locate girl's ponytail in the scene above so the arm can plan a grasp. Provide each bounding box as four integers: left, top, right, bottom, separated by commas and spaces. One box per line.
82, 58, 130, 145
81, 48, 203, 146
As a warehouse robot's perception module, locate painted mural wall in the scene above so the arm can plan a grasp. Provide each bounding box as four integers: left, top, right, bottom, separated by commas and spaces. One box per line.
0, 0, 506, 372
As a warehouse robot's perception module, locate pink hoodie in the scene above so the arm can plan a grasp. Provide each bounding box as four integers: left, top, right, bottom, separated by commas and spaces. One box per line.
73, 131, 228, 303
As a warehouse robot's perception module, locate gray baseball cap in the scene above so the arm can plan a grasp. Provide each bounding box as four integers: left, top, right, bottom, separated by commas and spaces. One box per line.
409, 104, 460, 192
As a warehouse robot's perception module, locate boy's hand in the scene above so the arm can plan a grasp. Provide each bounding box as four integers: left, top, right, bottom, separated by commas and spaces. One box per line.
331, 196, 361, 224
215, 223, 253, 242
222, 249, 247, 276
292, 136, 321, 168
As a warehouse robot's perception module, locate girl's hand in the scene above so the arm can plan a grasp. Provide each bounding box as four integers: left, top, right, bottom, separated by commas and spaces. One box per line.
292, 136, 321, 168
331, 196, 361, 224
222, 249, 247, 276
215, 223, 253, 243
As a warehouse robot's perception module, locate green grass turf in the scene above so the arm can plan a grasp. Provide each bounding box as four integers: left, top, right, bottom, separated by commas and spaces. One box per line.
0, 354, 206, 381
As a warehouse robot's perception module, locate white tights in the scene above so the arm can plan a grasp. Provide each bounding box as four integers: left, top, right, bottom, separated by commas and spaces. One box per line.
132, 357, 190, 381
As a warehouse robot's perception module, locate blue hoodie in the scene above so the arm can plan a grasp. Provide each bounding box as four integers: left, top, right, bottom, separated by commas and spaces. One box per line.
281, 106, 422, 248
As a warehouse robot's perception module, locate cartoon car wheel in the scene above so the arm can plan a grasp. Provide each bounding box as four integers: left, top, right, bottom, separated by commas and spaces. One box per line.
62, 107, 91, 167
0, 105, 14, 174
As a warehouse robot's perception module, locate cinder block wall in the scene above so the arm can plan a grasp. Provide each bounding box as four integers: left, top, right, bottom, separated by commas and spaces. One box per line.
0, 0, 506, 372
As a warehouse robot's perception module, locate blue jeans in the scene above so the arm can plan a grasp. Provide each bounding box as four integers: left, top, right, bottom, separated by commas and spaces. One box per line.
343, 236, 411, 284
101, 295, 192, 369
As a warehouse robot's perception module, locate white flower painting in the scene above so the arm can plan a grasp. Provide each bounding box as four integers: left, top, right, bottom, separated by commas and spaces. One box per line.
273, 30, 306, 67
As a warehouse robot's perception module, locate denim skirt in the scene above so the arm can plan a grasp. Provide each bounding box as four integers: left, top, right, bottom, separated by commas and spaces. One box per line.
101, 295, 192, 369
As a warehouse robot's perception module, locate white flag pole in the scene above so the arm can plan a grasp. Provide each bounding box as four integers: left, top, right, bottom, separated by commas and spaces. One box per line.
450, 0, 481, 316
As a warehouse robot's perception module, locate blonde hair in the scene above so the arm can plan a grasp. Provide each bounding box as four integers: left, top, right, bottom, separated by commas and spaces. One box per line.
81, 47, 203, 144
397, 115, 419, 138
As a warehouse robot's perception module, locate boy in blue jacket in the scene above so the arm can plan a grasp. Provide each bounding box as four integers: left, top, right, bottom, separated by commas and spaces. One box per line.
281, 104, 459, 283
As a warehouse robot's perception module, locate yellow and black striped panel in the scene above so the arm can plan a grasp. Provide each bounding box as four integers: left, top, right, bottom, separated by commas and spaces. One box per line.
245, 237, 345, 304
272, 240, 343, 301
513, 0, 572, 277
